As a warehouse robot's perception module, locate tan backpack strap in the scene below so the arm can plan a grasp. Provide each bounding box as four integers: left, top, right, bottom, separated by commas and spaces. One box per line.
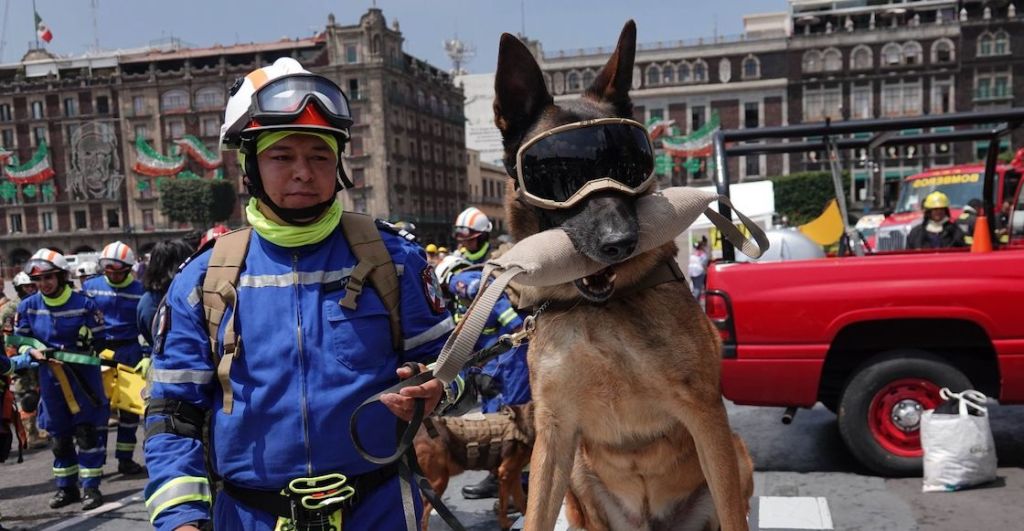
339, 213, 403, 351
202, 227, 252, 414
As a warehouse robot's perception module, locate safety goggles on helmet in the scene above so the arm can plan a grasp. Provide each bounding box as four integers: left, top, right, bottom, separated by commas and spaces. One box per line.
514, 118, 656, 209
25, 260, 61, 279
452, 226, 484, 240
248, 74, 353, 135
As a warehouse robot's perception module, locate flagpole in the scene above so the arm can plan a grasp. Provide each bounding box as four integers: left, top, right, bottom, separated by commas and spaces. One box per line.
32, 0, 39, 48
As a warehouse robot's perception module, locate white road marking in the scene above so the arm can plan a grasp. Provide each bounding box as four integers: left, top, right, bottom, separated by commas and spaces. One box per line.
39, 491, 145, 531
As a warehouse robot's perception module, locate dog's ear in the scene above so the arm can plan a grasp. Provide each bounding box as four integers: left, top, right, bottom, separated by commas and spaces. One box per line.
584, 20, 636, 117
494, 33, 552, 141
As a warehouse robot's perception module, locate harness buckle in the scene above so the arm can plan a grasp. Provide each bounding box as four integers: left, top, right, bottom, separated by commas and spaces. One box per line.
505, 315, 536, 347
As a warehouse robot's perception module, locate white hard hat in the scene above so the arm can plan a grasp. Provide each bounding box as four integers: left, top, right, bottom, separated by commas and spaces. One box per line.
99, 241, 137, 268
220, 57, 352, 151
76, 261, 101, 279
24, 248, 71, 276
434, 255, 471, 286
13, 271, 32, 286
454, 207, 493, 233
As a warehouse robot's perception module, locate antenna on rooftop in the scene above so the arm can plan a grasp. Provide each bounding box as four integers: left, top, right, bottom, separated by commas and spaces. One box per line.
91, 0, 100, 52
0, 0, 9, 61
444, 36, 475, 76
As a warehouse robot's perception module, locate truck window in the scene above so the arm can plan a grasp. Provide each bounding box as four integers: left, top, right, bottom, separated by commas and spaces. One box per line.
1012, 177, 1024, 240
895, 172, 983, 213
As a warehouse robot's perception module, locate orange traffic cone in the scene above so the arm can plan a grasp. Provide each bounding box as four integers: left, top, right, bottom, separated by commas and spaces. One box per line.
971, 214, 993, 253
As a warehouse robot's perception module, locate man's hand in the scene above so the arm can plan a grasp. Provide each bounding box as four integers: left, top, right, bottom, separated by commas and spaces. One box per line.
174, 526, 201, 531
380, 363, 442, 422
27, 348, 47, 362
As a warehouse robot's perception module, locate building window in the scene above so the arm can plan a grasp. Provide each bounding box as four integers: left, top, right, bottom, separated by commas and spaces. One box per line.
851, 84, 873, 119
33, 126, 47, 145
975, 71, 1012, 101
63, 97, 78, 117
803, 86, 842, 122
138, 177, 153, 198
745, 155, 760, 177
348, 79, 361, 100
74, 210, 88, 230
678, 62, 691, 82
903, 41, 923, 66
40, 211, 54, 232
31, 100, 44, 119
106, 208, 120, 229
552, 71, 565, 94
96, 96, 109, 115
850, 45, 873, 70
567, 71, 582, 91
993, 31, 1009, 55
197, 118, 217, 137
691, 105, 706, 132
8, 213, 22, 233
65, 124, 80, 144
581, 69, 596, 87
352, 168, 365, 188
882, 43, 903, 66
160, 89, 189, 112
134, 123, 148, 140
346, 44, 358, 63
881, 80, 922, 117
645, 65, 661, 86
351, 137, 364, 156
823, 48, 842, 72
802, 50, 822, 73
0, 103, 11, 122
743, 102, 759, 129
1, 128, 14, 147
133, 96, 146, 116
931, 39, 955, 64
931, 79, 955, 114
741, 55, 760, 80
692, 60, 707, 82
142, 209, 154, 229
195, 87, 224, 109
166, 119, 185, 139
977, 33, 993, 57
661, 64, 676, 84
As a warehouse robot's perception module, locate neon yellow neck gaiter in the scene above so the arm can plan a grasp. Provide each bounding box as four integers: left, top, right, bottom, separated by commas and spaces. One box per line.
43, 285, 72, 307
461, 241, 490, 262
105, 273, 134, 288
245, 198, 342, 248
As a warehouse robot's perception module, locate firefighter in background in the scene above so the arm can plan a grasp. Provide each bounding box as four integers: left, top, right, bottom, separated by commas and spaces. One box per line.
74, 262, 102, 287
453, 207, 492, 265
15, 249, 109, 510
83, 241, 147, 475
424, 243, 440, 266
907, 191, 968, 249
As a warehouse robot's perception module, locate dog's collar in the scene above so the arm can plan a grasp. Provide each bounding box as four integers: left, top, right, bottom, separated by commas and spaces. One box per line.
519, 259, 686, 313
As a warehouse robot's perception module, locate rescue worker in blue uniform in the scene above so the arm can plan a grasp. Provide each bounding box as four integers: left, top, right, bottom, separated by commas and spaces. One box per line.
83, 240, 147, 475
15, 249, 109, 510
452, 207, 492, 265
143, 58, 453, 531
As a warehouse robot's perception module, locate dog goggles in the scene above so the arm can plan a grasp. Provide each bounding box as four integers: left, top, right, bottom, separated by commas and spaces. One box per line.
514, 118, 655, 209
250, 74, 353, 131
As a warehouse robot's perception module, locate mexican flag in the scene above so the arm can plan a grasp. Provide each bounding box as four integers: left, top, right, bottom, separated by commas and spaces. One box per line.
35, 11, 53, 43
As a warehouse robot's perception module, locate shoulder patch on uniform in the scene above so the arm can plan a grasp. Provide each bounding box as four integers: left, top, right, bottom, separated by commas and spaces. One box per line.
152, 301, 171, 357
421, 264, 446, 314
375, 219, 418, 243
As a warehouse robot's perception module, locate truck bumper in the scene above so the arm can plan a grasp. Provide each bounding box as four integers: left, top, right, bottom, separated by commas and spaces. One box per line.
721, 359, 824, 407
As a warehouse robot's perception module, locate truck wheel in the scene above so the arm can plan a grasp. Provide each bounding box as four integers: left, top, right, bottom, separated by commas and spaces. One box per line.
837, 351, 972, 476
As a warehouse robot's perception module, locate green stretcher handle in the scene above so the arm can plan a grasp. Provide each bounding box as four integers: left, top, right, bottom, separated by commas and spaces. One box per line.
5, 335, 101, 366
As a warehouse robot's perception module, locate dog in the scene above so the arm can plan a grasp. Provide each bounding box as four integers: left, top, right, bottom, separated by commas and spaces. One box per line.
414, 403, 535, 531
492, 21, 754, 531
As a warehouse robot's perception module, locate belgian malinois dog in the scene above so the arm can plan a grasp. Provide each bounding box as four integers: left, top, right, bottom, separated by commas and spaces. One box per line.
492, 21, 754, 530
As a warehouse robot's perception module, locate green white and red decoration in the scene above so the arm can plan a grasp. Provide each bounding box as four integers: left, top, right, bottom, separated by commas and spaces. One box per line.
4, 141, 56, 184
35, 10, 53, 44
133, 136, 185, 176
661, 112, 720, 158
174, 135, 222, 169
645, 118, 679, 141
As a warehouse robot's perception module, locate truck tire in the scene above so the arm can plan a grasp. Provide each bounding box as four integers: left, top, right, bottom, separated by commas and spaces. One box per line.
837, 350, 972, 476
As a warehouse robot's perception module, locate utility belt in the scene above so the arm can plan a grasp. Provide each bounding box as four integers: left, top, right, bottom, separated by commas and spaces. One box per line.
104, 338, 139, 350
223, 464, 397, 528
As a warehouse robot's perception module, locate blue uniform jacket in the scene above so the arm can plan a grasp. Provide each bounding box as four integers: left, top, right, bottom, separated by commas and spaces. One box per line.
144, 223, 455, 531
15, 290, 109, 429
448, 269, 531, 412
83, 275, 146, 365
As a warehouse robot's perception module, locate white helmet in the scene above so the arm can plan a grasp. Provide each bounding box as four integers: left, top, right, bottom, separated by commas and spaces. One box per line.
24, 248, 71, 276
220, 57, 353, 151
454, 207, 493, 234
76, 261, 101, 279
99, 241, 137, 268
13, 272, 32, 286
434, 255, 471, 287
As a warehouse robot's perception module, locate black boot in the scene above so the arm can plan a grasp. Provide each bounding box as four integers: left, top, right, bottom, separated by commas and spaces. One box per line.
118, 459, 145, 475
48, 487, 81, 509
81, 488, 103, 511
462, 473, 499, 499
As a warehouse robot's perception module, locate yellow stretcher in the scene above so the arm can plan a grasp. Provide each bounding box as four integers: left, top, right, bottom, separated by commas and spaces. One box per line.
99, 349, 146, 416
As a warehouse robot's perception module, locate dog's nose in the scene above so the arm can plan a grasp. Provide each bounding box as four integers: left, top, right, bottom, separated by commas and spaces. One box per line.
599, 235, 637, 261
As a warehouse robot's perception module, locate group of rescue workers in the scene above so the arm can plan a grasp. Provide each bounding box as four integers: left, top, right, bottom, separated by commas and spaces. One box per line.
1, 57, 531, 531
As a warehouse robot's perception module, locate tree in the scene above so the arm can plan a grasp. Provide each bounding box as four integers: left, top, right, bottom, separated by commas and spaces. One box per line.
160, 179, 236, 226
769, 171, 850, 226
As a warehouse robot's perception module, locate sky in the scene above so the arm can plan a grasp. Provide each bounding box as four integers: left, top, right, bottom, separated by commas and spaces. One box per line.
5, 0, 789, 71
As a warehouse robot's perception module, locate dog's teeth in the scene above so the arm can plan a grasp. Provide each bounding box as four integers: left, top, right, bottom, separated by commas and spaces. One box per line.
582, 277, 591, 286
608, 272, 617, 283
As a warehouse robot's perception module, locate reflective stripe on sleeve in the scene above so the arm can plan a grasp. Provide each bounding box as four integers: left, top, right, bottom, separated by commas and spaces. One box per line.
402, 315, 455, 351
497, 307, 518, 327
53, 465, 79, 477
146, 476, 212, 523
79, 467, 103, 478
149, 368, 215, 385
